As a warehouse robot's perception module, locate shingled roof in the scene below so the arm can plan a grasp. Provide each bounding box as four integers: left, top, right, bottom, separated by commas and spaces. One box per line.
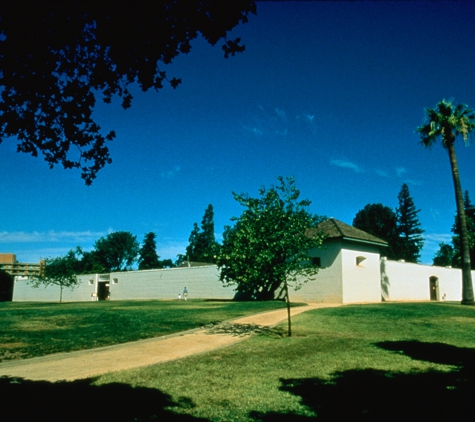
308, 218, 388, 247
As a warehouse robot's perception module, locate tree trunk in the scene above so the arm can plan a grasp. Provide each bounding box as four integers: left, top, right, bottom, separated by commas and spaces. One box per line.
284, 279, 292, 337
447, 143, 475, 305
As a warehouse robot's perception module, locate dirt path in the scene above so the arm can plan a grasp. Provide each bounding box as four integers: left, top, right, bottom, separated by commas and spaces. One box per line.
0, 303, 338, 382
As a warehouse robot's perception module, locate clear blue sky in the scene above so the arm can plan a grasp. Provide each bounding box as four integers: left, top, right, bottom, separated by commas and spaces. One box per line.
2, 1, 475, 265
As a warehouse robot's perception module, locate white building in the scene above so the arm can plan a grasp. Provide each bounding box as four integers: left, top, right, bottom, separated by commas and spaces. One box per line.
12, 218, 470, 304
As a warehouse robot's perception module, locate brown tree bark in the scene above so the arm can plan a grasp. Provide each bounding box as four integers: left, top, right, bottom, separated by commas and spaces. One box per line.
447, 142, 475, 305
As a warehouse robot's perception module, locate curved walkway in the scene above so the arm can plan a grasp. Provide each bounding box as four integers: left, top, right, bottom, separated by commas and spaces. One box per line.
0, 303, 339, 382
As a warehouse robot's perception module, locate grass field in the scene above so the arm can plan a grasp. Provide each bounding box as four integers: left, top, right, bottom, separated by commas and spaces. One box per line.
2, 301, 475, 421
0, 299, 289, 362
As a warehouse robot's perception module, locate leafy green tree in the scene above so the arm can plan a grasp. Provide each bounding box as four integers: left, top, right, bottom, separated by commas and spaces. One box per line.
433, 243, 455, 267
0, 2, 255, 184
78, 248, 108, 274
416, 99, 475, 305
185, 204, 220, 263
436, 191, 475, 269
353, 204, 399, 260
159, 259, 175, 269
395, 183, 425, 262
31, 249, 82, 303
138, 232, 161, 270
0, 269, 14, 301
94, 231, 139, 272
218, 177, 325, 303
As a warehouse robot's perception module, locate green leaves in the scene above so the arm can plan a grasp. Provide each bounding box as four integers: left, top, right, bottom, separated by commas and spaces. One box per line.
218, 177, 325, 300
416, 99, 475, 149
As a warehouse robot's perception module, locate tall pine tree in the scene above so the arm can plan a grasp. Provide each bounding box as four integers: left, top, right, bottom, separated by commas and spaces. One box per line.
185, 204, 220, 263
395, 184, 424, 262
138, 232, 161, 270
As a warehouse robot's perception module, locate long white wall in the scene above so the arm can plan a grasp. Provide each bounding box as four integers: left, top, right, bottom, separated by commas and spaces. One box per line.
108, 266, 234, 300
13, 266, 235, 302
381, 259, 468, 302
13, 255, 474, 304
12, 275, 97, 302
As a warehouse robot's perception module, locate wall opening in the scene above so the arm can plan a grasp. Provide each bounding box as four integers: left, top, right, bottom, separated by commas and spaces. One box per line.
429, 276, 439, 301
312, 257, 321, 268
356, 256, 366, 266
97, 282, 110, 300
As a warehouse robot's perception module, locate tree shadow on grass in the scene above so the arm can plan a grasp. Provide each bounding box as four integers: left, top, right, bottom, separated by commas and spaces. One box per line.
0, 376, 206, 421
250, 341, 475, 421
205, 322, 285, 337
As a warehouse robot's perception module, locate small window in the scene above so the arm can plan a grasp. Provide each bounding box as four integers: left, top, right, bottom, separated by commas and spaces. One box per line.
356, 256, 366, 266
113, 278, 119, 284
312, 257, 321, 267
88, 279, 94, 285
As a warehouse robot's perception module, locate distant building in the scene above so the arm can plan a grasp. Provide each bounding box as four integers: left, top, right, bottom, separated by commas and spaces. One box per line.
0, 253, 44, 277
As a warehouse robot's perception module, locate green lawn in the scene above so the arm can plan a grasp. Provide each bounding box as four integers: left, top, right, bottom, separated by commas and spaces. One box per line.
0, 299, 289, 362
2, 302, 475, 421
95, 302, 475, 421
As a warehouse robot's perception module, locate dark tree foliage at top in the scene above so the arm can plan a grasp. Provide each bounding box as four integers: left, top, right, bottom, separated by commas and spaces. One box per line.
396, 183, 424, 263
353, 203, 399, 260
0, 1, 256, 184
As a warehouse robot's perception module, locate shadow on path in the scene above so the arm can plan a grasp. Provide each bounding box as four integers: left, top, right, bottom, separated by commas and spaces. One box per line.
205, 322, 285, 337
250, 341, 475, 421
0, 376, 205, 421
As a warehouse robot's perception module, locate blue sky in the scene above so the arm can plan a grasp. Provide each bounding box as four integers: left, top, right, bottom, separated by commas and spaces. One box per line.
2, 1, 475, 265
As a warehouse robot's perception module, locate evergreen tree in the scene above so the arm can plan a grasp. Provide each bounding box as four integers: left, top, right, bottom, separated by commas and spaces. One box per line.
185, 205, 220, 263
138, 232, 161, 270
395, 183, 425, 262
185, 223, 201, 263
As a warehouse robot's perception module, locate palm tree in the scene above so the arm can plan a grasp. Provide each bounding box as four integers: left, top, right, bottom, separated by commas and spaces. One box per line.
416, 99, 475, 305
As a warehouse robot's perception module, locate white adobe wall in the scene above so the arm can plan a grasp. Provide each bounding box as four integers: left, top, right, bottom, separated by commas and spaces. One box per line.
12, 275, 96, 302
107, 265, 234, 301
341, 243, 382, 303
381, 259, 466, 302
292, 241, 343, 303
12, 266, 234, 302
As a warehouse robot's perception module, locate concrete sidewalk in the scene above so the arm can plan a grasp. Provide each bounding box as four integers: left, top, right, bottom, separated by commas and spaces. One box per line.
0, 303, 338, 382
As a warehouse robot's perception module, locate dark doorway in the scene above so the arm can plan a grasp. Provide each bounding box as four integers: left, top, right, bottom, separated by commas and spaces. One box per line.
98, 282, 110, 300
429, 276, 439, 301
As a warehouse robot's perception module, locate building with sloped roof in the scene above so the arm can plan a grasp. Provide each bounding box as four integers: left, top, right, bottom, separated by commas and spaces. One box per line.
292, 218, 388, 303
